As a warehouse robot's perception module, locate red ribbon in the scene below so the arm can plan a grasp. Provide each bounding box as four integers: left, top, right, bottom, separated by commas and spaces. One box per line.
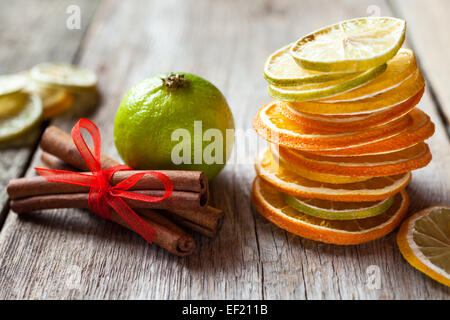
35, 118, 173, 244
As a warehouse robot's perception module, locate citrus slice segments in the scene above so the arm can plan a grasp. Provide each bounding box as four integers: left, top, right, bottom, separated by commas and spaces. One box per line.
397, 206, 450, 287
310, 110, 434, 156
286, 68, 424, 115
255, 149, 411, 202
321, 48, 417, 102
278, 142, 431, 177
0, 74, 27, 97
283, 193, 394, 220
263, 44, 356, 86
30, 63, 97, 90
253, 101, 418, 151
0, 94, 42, 142
279, 88, 423, 133
251, 177, 409, 245
268, 63, 386, 102
271, 145, 369, 184
290, 17, 406, 72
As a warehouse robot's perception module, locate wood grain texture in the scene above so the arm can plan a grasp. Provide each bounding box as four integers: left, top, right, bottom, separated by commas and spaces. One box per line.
390, 0, 450, 125
0, 0, 449, 299
0, 0, 99, 225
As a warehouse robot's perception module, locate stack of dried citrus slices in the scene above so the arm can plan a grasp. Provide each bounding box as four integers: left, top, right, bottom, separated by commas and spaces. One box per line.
251, 17, 435, 245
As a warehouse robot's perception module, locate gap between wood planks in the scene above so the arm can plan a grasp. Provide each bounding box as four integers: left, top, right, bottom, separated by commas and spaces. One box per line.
0, 3, 101, 233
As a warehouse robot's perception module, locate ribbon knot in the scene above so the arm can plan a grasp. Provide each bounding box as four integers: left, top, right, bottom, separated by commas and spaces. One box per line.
35, 118, 173, 244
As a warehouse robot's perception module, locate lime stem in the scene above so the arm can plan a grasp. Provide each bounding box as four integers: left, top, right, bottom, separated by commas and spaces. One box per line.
162, 73, 188, 90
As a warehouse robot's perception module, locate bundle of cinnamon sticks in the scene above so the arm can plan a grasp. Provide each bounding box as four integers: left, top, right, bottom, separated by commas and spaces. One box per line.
7, 125, 225, 256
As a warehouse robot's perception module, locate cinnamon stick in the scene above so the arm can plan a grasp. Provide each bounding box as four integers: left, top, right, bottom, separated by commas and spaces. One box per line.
10, 189, 203, 213
39, 126, 223, 238
8, 170, 208, 204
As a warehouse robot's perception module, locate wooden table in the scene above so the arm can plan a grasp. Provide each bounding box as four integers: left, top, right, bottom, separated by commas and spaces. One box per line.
0, 0, 449, 299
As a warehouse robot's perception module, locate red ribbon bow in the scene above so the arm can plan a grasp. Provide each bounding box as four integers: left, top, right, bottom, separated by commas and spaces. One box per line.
35, 118, 173, 244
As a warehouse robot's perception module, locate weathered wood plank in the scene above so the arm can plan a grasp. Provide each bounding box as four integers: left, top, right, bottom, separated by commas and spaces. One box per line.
0, 0, 99, 226
0, 0, 449, 299
390, 0, 450, 125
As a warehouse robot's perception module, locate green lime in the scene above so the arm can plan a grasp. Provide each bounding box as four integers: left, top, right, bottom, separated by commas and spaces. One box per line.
114, 72, 235, 180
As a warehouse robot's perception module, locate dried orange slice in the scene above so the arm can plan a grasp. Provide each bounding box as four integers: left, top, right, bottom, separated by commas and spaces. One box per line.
251, 177, 409, 245
271, 145, 369, 184
278, 142, 431, 177
28, 84, 75, 119
253, 101, 416, 151
279, 88, 423, 134
320, 48, 417, 102
311, 109, 434, 156
397, 206, 450, 287
286, 68, 424, 115
255, 149, 411, 202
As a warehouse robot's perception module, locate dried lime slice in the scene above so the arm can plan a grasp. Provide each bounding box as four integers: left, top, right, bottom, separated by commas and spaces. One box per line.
0, 94, 42, 142
397, 206, 450, 287
268, 63, 386, 102
0, 92, 28, 117
290, 17, 406, 72
30, 63, 97, 90
264, 44, 355, 86
0, 74, 27, 97
283, 193, 394, 220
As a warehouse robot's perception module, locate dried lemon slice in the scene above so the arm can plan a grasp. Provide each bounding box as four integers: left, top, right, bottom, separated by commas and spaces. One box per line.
283, 194, 394, 220
30, 63, 97, 90
397, 206, 450, 287
0, 92, 28, 117
268, 63, 386, 102
290, 17, 406, 72
264, 44, 355, 86
0, 94, 42, 142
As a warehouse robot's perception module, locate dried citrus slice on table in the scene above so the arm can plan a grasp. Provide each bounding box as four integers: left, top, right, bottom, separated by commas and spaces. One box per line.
268, 63, 386, 102
278, 142, 431, 177
30, 63, 97, 91
0, 74, 27, 97
251, 177, 409, 244
290, 17, 406, 72
311, 109, 434, 156
397, 206, 450, 287
255, 149, 411, 202
264, 44, 355, 86
279, 88, 423, 133
286, 68, 424, 115
28, 84, 74, 119
283, 194, 394, 220
0, 94, 42, 142
253, 101, 418, 151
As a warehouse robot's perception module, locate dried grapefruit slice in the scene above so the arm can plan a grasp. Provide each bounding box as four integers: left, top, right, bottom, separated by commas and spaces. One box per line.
253, 101, 416, 151
286, 68, 424, 115
279, 88, 423, 133
397, 206, 450, 287
278, 142, 431, 177
290, 17, 406, 72
310, 109, 434, 156
251, 177, 409, 245
255, 149, 411, 202
263, 44, 355, 86
283, 193, 394, 220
